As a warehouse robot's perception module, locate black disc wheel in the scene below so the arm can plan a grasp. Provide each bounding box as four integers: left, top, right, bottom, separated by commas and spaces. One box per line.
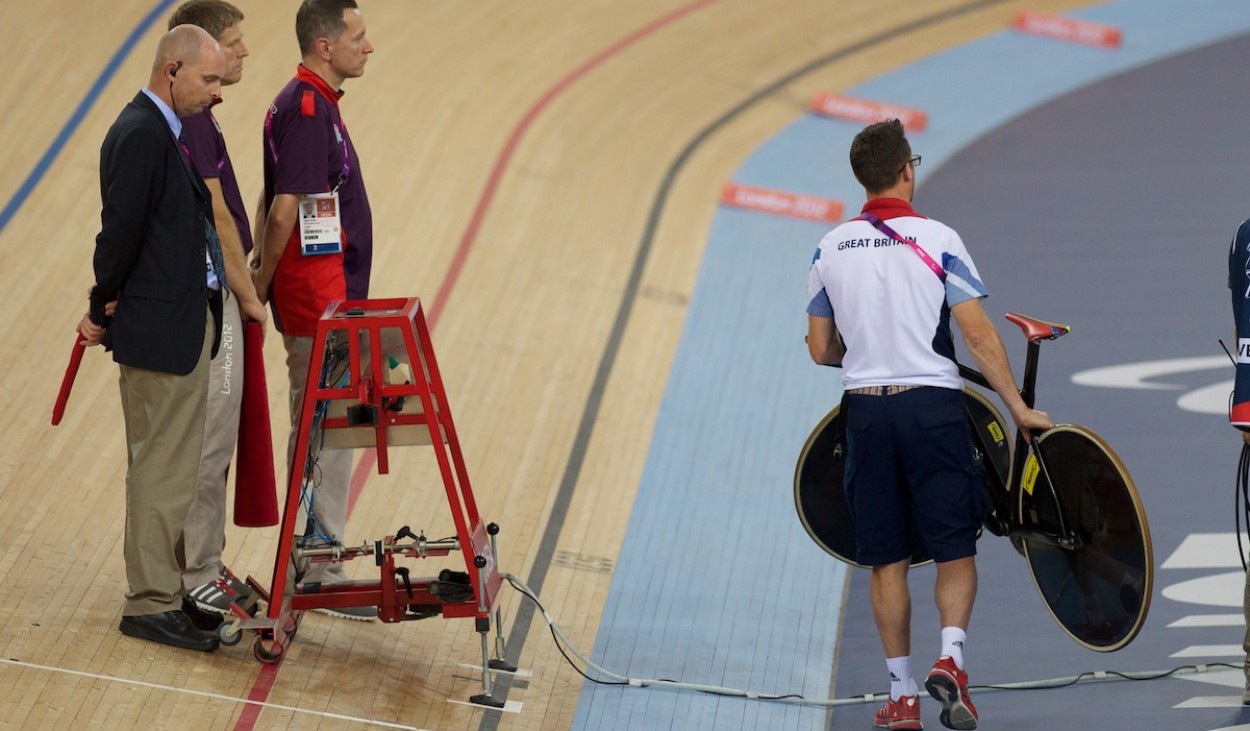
1018, 425, 1152, 652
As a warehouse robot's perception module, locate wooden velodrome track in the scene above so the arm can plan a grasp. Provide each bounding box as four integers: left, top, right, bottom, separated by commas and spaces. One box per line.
0, 1, 1097, 729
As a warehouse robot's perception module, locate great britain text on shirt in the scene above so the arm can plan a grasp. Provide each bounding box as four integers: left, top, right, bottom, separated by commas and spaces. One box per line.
835, 235, 916, 251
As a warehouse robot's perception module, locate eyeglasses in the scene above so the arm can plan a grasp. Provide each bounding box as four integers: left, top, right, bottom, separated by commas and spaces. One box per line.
899, 155, 921, 173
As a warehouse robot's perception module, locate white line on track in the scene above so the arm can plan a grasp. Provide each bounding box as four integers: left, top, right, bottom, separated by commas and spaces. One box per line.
0, 657, 433, 730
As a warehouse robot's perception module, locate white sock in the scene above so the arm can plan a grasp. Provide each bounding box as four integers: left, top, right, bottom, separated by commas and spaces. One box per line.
941, 627, 967, 669
886, 656, 918, 700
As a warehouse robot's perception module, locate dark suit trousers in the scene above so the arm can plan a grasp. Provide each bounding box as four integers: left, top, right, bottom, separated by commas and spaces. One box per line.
118, 310, 213, 616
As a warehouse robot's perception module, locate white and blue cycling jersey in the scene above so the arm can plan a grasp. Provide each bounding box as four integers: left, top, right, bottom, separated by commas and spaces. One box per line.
806, 198, 987, 391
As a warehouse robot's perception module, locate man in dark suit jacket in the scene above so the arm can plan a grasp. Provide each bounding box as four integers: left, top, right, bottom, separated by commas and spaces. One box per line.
77, 24, 228, 653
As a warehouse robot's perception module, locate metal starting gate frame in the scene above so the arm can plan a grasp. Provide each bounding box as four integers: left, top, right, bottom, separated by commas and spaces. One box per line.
223, 297, 514, 709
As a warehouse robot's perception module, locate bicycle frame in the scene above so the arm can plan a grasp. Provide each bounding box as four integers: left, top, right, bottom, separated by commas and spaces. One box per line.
957, 338, 1079, 551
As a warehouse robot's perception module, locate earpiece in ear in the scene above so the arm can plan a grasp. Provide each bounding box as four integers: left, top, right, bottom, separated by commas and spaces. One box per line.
170, 60, 183, 78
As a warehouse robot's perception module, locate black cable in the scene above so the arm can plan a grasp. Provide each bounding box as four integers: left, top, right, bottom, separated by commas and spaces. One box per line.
503, 575, 833, 701
504, 572, 1248, 707
502, 575, 626, 686
545, 620, 628, 686
502, 573, 1244, 708
974, 663, 1242, 693
1239, 443, 1249, 573
506, 573, 798, 699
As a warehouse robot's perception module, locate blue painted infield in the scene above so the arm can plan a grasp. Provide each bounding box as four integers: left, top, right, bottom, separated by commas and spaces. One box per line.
575, 208, 843, 731
574, 2, 1250, 730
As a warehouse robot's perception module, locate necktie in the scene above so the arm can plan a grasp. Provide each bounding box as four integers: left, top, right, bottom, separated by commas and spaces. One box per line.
204, 218, 227, 291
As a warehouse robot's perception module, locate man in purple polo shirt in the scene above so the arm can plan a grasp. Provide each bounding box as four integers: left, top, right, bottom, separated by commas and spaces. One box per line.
168, 0, 267, 624
253, 0, 375, 620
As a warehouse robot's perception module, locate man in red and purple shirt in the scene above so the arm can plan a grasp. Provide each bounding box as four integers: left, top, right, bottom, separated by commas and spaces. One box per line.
253, 0, 375, 620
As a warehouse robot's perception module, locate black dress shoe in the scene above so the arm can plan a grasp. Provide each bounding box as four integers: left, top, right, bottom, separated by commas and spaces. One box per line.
119, 610, 219, 652
181, 597, 224, 631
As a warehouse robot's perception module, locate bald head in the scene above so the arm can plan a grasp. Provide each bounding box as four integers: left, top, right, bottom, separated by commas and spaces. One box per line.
153, 24, 219, 73
148, 25, 225, 117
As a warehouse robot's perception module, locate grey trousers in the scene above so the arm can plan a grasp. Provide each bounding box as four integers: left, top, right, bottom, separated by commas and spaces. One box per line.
182, 289, 244, 590
284, 333, 352, 584
120, 314, 212, 616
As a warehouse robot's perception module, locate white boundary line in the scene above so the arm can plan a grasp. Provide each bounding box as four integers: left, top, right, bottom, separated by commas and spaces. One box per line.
0, 657, 433, 730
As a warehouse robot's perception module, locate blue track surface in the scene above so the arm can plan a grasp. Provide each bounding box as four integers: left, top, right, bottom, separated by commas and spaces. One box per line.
575, 1, 1250, 730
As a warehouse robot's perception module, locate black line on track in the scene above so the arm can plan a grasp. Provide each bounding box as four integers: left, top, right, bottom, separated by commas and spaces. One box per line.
477, 1, 1014, 725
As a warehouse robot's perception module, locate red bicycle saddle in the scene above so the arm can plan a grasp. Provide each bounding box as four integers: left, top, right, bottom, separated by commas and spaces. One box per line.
1005, 312, 1071, 342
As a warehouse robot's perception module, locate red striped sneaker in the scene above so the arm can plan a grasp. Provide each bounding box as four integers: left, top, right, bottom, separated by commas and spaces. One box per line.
188, 569, 252, 615
188, 578, 236, 614
925, 657, 977, 730
874, 694, 922, 730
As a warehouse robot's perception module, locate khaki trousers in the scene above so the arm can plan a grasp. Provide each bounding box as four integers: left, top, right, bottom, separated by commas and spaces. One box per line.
183, 289, 244, 589
1244, 568, 1250, 679
119, 314, 212, 616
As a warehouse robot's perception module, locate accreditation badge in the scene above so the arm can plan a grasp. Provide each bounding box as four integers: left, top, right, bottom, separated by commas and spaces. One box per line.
298, 192, 343, 255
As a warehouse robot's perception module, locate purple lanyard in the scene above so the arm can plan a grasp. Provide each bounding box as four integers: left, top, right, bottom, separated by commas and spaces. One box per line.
332, 122, 350, 191
860, 212, 945, 283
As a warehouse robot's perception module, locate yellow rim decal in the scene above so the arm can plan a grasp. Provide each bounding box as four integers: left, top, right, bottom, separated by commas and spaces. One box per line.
987, 421, 1004, 443
1023, 454, 1038, 495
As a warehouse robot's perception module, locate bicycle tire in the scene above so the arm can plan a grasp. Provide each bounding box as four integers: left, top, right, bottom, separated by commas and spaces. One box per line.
793, 388, 1011, 568
1018, 425, 1153, 652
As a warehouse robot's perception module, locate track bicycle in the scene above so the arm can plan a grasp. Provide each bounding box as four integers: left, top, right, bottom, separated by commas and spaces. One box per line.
794, 312, 1153, 652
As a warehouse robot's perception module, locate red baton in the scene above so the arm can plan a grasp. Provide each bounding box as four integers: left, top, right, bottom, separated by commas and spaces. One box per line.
51, 338, 86, 425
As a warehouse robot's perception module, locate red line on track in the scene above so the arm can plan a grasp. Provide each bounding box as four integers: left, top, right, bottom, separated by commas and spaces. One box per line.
233, 1, 722, 728
233, 663, 279, 728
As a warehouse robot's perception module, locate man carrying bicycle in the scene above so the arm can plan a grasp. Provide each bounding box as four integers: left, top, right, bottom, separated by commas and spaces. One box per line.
805, 119, 1052, 730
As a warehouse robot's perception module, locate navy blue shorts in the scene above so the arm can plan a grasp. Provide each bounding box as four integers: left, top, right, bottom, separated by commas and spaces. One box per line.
843, 387, 987, 565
